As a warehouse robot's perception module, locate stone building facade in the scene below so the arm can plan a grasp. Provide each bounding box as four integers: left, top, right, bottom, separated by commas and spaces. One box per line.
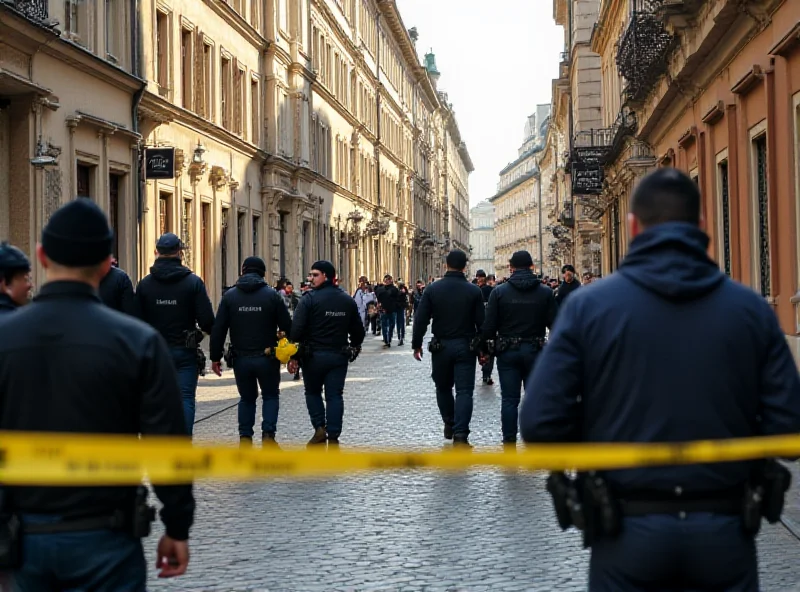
540, 0, 604, 280
490, 105, 549, 278
1, 0, 471, 302
469, 200, 495, 276
0, 0, 144, 287
587, 0, 800, 354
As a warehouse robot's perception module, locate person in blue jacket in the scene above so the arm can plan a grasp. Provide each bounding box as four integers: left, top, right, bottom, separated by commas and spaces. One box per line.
519, 167, 800, 591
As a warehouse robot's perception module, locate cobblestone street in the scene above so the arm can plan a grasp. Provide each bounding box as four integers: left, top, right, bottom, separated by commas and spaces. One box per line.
144, 336, 800, 591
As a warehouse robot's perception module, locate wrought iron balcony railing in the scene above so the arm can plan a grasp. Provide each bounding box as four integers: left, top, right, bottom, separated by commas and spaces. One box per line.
616, 0, 674, 104
558, 203, 575, 228
2, 0, 49, 21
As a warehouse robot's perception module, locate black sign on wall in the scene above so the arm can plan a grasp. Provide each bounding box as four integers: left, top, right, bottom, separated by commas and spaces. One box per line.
573, 146, 607, 165
144, 147, 175, 180
572, 163, 604, 195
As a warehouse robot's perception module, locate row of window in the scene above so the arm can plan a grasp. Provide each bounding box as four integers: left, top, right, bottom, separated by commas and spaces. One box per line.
380, 111, 412, 167
155, 12, 261, 143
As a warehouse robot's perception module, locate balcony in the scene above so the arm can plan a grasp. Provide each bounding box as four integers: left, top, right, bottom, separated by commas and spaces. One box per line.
2, 0, 49, 21
616, 0, 674, 104
559, 203, 575, 228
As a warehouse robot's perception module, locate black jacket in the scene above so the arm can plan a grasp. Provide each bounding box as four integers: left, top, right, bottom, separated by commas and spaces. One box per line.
482, 269, 556, 341
135, 258, 215, 346
99, 266, 138, 317
209, 274, 292, 361
0, 281, 195, 539
479, 283, 494, 304
375, 284, 401, 314
290, 282, 365, 350
0, 293, 17, 316
554, 278, 580, 306
412, 271, 485, 349
397, 288, 409, 310
520, 223, 800, 494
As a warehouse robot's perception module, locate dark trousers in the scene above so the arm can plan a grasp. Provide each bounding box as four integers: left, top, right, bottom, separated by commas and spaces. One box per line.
589, 513, 758, 591
369, 314, 379, 334
233, 355, 281, 437
381, 311, 397, 344
395, 309, 406, 341
11, 515, 146, 592
496, 343, 538, 442
431, 337, 476, 436
302, 350, 349, 438
170, 347, 199, 435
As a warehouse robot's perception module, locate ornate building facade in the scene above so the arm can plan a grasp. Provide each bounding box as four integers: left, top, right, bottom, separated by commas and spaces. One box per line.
490, 105, 549, 278
588, 0, 800, 354
0, 0, 143, 287
469, 200, 495, 276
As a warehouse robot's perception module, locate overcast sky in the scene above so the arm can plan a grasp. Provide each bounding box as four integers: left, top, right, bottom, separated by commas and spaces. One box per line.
395, 0, 564, 207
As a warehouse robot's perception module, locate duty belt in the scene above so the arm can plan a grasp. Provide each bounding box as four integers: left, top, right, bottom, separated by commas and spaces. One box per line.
22, 511, 125, 534
619, 497, 742, 516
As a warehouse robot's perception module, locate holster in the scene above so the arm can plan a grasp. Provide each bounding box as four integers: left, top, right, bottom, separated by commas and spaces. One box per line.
582, 472, 622, 548
0, 489, 22, 569
130, 485, 157, 539
428, 338, 444, 353
184, 329, 204, 349
196, 347, 206, 377
743, 459, 792, 534
223, 344, 236, 368
468, 335, 483, 354
344, 346, 361, 363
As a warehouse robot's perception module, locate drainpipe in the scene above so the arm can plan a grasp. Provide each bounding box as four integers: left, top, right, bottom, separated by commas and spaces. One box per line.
131, 0, 146, 280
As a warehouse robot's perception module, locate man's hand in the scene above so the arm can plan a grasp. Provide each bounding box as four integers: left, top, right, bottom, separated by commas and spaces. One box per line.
211, 361, 222, 377
287, 359, 299, 374
413, 348, 423, 361
155, 535, 189, 578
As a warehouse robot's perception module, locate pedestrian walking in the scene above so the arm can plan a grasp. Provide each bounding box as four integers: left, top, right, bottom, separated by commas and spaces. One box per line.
396, 282, 409, 346
481, 250, 556, 446
209, 256, 292, 447
412, 249, 484, 447
0, 241, 31, 315
354, 280, 377, 330
554, 264, 580, 306
288, 260, 365, 446
475, 269, 495, 385
520, 168, 800, 591
135, 232, 215, 434
98, 257, 138, 316
375, 274, 400, 348
0, 199, 194, 589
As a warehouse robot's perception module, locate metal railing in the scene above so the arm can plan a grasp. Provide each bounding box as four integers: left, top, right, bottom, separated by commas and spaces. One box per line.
3, 0, 49, 21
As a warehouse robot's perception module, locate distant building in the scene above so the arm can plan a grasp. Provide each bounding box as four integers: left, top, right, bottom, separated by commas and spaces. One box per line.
469, 201, 495, 276
491, 105, 550, 277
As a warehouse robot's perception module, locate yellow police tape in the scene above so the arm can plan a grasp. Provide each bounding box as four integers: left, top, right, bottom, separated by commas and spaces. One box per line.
1, 431, 799, 485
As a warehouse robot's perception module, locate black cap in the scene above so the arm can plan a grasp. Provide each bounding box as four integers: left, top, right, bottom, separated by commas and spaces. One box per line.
0, 242, 31, 274
475, 269, 487, 278
311, 260, 336, 281
509, 251, 533, 268
562, 264, 576, 274
41, 198, 113, 267
445, 249, 468, 271
242, 256, 266, 277
156, 232, 184, 254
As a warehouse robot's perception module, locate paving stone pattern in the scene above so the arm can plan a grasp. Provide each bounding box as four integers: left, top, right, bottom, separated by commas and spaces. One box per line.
145, 335, 800, 591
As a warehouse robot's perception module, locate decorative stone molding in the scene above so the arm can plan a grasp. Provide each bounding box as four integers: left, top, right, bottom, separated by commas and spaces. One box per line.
209, 165, 229, 190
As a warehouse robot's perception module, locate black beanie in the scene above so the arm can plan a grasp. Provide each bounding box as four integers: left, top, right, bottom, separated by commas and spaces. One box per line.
42, 198, 113, 267
242, 256, 266, 277
311, 260, 336, 282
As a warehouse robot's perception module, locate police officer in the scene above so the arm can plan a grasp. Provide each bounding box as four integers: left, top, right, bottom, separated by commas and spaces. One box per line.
482, 250, 555, 447
0, 241, 32, 315
520, 168, 800, 591
98, 256, 138, 316
209, 256, 292, 447
136, 232, 215, 434
412, 249, 484, 447
475, 269, 495, 385
288, 260, 365, 446
0, 199, 194, 589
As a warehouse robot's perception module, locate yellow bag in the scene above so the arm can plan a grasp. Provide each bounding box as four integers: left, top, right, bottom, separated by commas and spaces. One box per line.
266, 337, 299, 365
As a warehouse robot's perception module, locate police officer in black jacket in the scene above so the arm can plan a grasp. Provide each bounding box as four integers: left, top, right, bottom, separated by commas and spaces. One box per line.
288, 260, 365, 446
0, 199, 194, 589
98, 258, 138, 316
0, 241, 32, 316
520, 169, 800, 590
136, 233, 215, 435
412, 249, 485, 446
209, 256, 292, 447
482, 250, 556, 446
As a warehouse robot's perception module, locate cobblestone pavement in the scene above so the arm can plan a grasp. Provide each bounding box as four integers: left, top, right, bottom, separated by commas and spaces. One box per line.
145, 334, 800, 591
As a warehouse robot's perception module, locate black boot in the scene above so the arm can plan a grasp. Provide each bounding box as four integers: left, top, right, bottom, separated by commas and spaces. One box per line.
307, 426, 327, 446
453, 434, 472, 448
239, 435, 253, 448
443, 424, 454, 440
262, 432, 280, 448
